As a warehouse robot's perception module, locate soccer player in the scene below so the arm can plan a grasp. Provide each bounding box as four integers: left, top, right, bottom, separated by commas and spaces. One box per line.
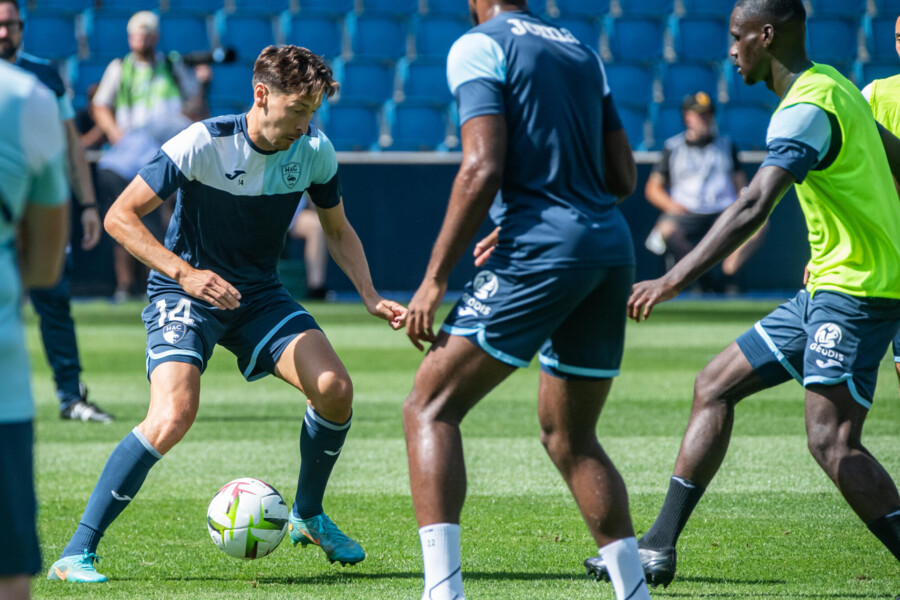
0, 60, 69, 600
586, 0, 900, 587
48, 45, 406, 583
861, 14, 900, 396
402, 1, 650, 599
0, 0, 113, 422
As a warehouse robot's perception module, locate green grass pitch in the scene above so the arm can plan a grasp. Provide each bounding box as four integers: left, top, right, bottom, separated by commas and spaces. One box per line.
25, 299, 899, 599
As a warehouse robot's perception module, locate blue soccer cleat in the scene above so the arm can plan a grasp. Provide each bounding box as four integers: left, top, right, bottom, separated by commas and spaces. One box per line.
288, 512, 366, 566
47, 551, 108, 583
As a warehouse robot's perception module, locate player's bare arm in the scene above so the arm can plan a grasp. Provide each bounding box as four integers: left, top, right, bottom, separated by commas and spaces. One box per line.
405, 113, 507, 350
104, 175, 241, 310
603, 126, 637, 201
473, 226, 500, 267
315, 200, 406, 329
19, 202, 69, 289
628, 165, 795, 321
63, 119, 101, 251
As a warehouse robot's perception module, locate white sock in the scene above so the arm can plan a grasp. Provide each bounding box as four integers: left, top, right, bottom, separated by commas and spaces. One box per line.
419, 523, 465, 600
598, 537, 651, 600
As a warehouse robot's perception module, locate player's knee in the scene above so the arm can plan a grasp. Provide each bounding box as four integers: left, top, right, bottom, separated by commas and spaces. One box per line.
310, 370, 353, 414
806, 423, 844, 472
693, 367, 730, 408
539, 422, 591, 466
142, 408, 196, 453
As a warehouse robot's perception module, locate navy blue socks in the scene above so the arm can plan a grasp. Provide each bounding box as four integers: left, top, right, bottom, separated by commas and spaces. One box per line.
293, 406, 351, 519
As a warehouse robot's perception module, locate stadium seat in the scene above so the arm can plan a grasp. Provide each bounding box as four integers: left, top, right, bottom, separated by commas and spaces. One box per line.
606, 17, 665, 62
680, 0, 734, 17
617, 105, 647, 149
98, 0, 160, 10
87, 10, 131, 60
651, 103, 685, 148
231, 0, 289, 16
529, 0, 547, 15
208, 62, 254, 106
672, 16, 729, 62
22, 14, 77, 61
72, 58, 109, 108
160, 13, 211, 55
617, 0, 674, 17
389, 102, 448, 150
878, 0, 900, 15
221, 14, 276, 64
337, 58, 396, 105
857, 60, 899, 87
167, 0, 226, 12
350, 14, 409, 60
323, 102, 381, 151
553, 0, 611, 17
208, 99, 251, 117
809, 0, 867, 17
865, 16, 898, 62
288, 14, 343, 59
297, 0, 354, 16
426, 0, 470, 16
29, 0, 92, 14
720, 103, 771, 151
415, 14, 470, 59
806, 17, 859, 64
661, 63, 719, 104
724, 64, 778, 109
553, 16, 600, 50
361, 0, 419, 15
401, 57, 453, 104
603, 62, 654, 107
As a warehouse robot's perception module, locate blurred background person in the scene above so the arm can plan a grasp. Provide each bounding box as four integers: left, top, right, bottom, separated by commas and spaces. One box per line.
288, 195, 329, 300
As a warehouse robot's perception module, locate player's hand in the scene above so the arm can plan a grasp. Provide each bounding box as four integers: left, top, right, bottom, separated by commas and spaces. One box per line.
366, 297, 407, 330
803, 265, 810, 286
179, 268, 241, 310
80, 207, 102, 251
627, 276, 680, 322
406, 278, 447, 351
474, 226, 500, 267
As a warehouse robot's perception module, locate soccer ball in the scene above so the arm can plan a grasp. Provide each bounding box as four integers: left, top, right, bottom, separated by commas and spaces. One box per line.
207, 477, 289, 559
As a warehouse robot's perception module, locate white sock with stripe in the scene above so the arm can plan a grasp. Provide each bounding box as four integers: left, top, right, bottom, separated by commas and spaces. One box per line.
419, 523, 465, 600
598, 537, 651, 600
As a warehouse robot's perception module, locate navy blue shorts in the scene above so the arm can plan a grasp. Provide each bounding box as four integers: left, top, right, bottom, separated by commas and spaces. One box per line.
143, 285, 320, 381
0, 421, 40, 577
441, 264, 634, 379
736, 289, 900, 409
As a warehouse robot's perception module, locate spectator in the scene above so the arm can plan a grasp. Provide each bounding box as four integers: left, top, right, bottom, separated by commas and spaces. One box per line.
74, 83, 107, 151
645, 92, 766, 292
289, 195, 329, 299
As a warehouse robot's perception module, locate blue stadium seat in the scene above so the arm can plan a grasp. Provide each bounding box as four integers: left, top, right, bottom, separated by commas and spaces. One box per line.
208, 99, 251, 117
607, 17, 665, 62
553, 0, 611, 17
529, 0, 547, 15
680, 0, 733, 17
167, 0, 226, 12
338, 59, 396, 105
426, 0, 470, 16
221, 14, 276, 63
603, 62, 654, 107
231, 0, 289, 15
350, 14, 409, 60
673, 16, 729, 62
208, 63, 254, 106
88, 10, 131, 60
72, 58, 109, 109
661, 63, 718, 104
415, 15, 469, 59
865, 16, 897, 62
721, 103, 770, 151
99, 0, 160, 10
160, 13, 210, 55
298, 0, 354, 16
651, 103, 684, 148
806, 17, 859, 64
856, 60, 898, 87
809, 0, 866, 17
389, 102, 448, 150
362, 0, 418, 15
401, 57, 453, 104
724, 64, 778, 109
323, 102, 381, 151
878, 0, 900, 15
617, 0, 674, 17
554, 16, 600, 50
22, 14, 77, 60
288, 13, 343, 58
29, 0, 92, 14
617, 105, 647, 149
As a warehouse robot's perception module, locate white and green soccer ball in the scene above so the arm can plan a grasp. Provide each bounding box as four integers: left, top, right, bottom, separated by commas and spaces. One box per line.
207, 477, 289, 559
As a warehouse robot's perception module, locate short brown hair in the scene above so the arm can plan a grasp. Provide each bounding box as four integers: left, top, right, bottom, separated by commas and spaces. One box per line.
252, 45, 339, 100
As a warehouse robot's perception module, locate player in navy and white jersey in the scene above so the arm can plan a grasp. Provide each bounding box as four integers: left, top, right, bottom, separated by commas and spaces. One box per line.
0, 59, 69, 600
49, 45, 407, 584
402, 2, 649, 599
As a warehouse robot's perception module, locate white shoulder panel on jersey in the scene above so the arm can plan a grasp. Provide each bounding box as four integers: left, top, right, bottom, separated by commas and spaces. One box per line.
767, 102, 832, 160
447, 32, 507, 96
161, 122, 215, 182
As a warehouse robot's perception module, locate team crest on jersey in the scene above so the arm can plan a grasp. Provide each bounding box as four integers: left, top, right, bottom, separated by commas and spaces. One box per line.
282, 163, 301, 188
472, 270, 499, 300
162, 322, 187, 344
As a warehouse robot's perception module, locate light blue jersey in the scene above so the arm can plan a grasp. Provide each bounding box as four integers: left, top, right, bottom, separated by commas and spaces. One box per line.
0, 61, 67, 423
139, 113, 341, 295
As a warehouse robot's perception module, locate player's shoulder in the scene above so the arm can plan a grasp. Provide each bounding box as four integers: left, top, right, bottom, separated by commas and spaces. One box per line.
0, 61, 54, 109
15, 52, 65, 97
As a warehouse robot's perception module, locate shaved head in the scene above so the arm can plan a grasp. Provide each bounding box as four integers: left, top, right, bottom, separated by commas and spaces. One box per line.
733, 0, 805, 26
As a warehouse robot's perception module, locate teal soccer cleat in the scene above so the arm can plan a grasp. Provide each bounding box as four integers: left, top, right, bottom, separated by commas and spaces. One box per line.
47, 551, 108, 583
288, 512, 366, 566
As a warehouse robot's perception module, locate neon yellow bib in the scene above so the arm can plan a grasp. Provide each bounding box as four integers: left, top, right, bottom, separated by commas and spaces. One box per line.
775, 63, 900, 298
867, 73, 900, 137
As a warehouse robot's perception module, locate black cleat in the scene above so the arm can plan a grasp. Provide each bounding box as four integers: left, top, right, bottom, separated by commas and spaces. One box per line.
584, 546, 676, 589
60, 384, 114, 424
